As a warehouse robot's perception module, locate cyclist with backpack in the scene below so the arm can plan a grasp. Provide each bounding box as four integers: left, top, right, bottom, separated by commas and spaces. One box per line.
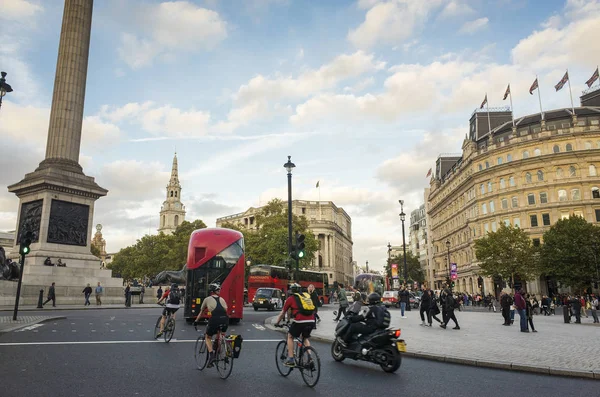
338, 292, 390, 347
274, 283, 316, 367
156, 284, 181, 337
194, 283, 229, 368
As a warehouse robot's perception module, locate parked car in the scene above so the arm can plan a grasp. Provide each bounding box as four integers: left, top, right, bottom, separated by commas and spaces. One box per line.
382, 291, 400, 308
253, 288, 284, 311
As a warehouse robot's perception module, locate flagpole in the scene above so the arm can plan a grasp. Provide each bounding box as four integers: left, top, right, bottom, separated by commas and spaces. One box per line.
485, 93, 492, 133
566, 69, 575, 116
318, 183, 322, 221
536, 75, 544, 121
509, 87, 515, 127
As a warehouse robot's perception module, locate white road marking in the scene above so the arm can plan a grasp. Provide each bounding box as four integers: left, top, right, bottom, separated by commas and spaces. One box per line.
129, 330, 134, 332
91, 330, 96, 333
71, 323, 75, 325
52, 330, 57, 333
110, 317, 115, 321
110, 330, 115, 332
0, 339, 281, 346
14, 324, 45, 333
72, 330, 76, 333
252, 323, 266, 331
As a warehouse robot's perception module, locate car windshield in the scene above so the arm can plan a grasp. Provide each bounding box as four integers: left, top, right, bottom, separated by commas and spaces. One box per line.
256, 289, 273, 298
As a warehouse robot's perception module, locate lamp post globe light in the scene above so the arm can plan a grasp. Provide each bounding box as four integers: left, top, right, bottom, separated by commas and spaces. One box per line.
284, 155, 295, 278
399, 200, 408, 286
446, 240, 451, 290
0, 71, 14, 111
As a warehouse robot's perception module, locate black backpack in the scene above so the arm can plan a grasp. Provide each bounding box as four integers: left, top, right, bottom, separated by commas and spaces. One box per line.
168, 290, 180, 305
374, 305, 391, 329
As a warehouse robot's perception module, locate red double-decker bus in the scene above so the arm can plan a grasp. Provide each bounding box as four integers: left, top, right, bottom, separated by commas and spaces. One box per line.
184, 228, 245, 324
247, 264, 329, 305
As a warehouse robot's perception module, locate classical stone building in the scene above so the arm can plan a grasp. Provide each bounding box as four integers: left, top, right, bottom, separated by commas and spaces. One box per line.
216, 200, 354, 286
427, 92, 600, 297
158, 153, 186, 235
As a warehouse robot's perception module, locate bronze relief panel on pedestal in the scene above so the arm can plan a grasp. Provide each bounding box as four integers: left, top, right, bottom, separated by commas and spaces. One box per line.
47, 199, 90, 246
17, 199, 43, 244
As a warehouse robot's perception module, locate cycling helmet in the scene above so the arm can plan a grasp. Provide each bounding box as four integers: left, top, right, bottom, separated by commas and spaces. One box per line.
208, 283, 221, 293
289, 283, 301, 293
368, 292, 381, 305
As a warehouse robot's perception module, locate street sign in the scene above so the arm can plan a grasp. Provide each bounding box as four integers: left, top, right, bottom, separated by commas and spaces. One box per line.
392, 278, 400, 289
450, 263, 457, 280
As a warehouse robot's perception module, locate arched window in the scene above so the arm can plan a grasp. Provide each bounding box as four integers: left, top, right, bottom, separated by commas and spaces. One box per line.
497, 157, 503, 165
511, 197, 518, 208
509, 176, 515, 187
553, 145, 560, 153
478, 164, 483, 171
480, 184, 485, 195
522, 150, 529, 159
500, 178, 506, 189
566, 143, 573, 151
487, 182, 493, 192
170, 191, 174, 197
534, 148, 541, 156
162, 215, 165, 227
537, 170, 544, 181
485, 161, 490, 169
585, 141, 592, 150
592, 187, 600, 199
507, 154, 512, 162
556, 168, 563, 178
558, 189, 567, 201
569, 166, 577, 177
571, 189, 581, 200
174, 215, 179, 227
590, 165, 597, 177
525, 172, 532, 183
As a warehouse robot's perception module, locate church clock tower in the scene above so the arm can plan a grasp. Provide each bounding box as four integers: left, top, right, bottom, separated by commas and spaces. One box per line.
158, 153, 186, 235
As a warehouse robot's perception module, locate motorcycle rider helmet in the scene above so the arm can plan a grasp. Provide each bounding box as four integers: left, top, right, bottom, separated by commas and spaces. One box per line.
208, 283, 221, 293
368, 292, 381, 305
289, 283, 301, 294
353, 291, 362, 302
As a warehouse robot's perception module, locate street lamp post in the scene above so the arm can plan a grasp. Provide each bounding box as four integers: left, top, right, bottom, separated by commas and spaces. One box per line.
284, 156, 295, 280
446, 240, 451, 291
387, 242, 392, 289
366, 260, 369, 273
399, 200, 408, 286
0, 71, 14, 111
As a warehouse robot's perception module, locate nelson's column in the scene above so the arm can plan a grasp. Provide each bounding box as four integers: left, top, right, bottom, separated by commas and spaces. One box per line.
5, 0, 122, 303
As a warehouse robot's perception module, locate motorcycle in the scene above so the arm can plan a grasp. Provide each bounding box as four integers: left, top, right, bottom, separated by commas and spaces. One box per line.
330, 311, 405, 373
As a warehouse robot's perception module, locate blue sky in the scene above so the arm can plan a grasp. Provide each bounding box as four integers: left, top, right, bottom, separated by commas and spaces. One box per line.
1, 0, 600, 271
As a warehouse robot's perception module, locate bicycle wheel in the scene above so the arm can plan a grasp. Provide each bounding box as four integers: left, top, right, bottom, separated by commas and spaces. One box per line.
154, 316, 162, 339
299, 346, 321, 388
216, 338, 234, 379
194, 336, 208, 370
164, 317, 175, 343
275, 340, 292, 376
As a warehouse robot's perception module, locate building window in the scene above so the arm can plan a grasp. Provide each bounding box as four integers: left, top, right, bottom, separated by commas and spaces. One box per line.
561, 212, 569, 220
569, 166, 577, 177
497, 157, 503, 165
537, 170, 544, 181
503, 218, 510, 226
572, 189, 581, 200
484, 223, 489, 233
501, 198, 508, 209
590, 165, 597, 177
482, 203, 487, 214
542, 213, 550, 226
574, 210, 584, 218
174, 215, 179, 227
593, 187, 600, 199
507, 154, 512, 162
596, 209, 600, 222
530, 215, 538, 227
487, 182, 492, 192
480, 184, 485, 195
485, 161, 490, 169
478, 164, 483, 171
534, 148, 541, 156
532, 238, 541, 247
492, 221, 497, 232
566, 143, 573, 151
513, 218, 521, 228
558, 189, 567, 201
525, 172, 532, 183
509, 176, 515, 187
500, 178, 506, 189
512, 197, 518, 208
170, 191, 174, 197
585, 141, 592, 150
528, 193, 536, 205
556, 168, 563, 178
553, 145, 560, 153
490, 201, 495, 212
522, 150, 529, 159
174, 191, 177, 197
302, 207, 306, 214
540, 192, 548, 204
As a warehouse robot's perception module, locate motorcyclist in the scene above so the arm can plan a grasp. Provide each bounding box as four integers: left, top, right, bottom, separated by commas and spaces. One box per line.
347, 291, 364, 315
338, 292, 386, 347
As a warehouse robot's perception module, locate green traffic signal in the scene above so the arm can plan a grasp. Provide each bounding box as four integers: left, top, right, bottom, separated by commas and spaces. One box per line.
19, 231, 33, 256
296, 233, 305, 258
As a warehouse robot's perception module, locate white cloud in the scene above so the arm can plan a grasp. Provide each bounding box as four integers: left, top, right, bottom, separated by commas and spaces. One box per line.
1, 0, 43, 19
343, 77, 375, 93
439, 0, 475, 18
118, 1, 227, 69
458, 17, 489, 34
348, 0, 444, 49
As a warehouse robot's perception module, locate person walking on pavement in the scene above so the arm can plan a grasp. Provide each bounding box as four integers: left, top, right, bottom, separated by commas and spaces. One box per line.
95, 282, 103, 305
569, 295, 582, 323
440, 289, 460, 329
334, 284, 349, 321
82, 283, 92, 306
308, 284, 321, 323
590, 295, 599, 323
526, 294, 537, 332
140, 284, 145, 304
419, 287, 431, 326
43, 282, 56, 307
514, 288, 528, 332
124, 284, 131, 307
428, 290, 442, 326
156, 286, 163, 301
399, 286, 409, 318
500, 291, 512, 325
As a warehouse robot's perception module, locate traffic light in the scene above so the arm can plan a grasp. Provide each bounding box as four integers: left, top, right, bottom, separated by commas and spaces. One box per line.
19, 231, 33, 256
296, 233, 305, 259
451, 281, 455, 288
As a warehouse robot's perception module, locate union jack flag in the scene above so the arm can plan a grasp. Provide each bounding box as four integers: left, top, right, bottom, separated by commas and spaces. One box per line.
480, 94, 487, 109
586, 67, 599, 88
503, 84, 510, 100
529, 78, 538, 95
554, 71, 569, 92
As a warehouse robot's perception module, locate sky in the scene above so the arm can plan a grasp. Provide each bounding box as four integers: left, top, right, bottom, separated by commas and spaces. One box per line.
1, 0, 600, 273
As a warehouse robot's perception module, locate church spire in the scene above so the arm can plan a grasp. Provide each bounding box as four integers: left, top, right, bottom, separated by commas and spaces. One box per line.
159, 152, 185, 235
169, 152, 180, 187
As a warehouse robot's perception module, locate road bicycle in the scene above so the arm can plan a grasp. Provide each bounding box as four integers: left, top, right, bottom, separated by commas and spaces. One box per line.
274, 322, 321, 388
154, 307, 176, 343
194, 324, 235, 379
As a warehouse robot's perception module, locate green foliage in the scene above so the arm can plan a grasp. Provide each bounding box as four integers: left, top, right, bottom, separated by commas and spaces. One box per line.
107, 219, 207, 281
474, 223, 539, 286
540, 216, 600, 292
221, 199, 319, 272
90, 244, 101, 258
383, 250, 425, 285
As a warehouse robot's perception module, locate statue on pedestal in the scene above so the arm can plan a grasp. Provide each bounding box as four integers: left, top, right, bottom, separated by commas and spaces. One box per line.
152, 264, 187, 285
0, 246, 20, 281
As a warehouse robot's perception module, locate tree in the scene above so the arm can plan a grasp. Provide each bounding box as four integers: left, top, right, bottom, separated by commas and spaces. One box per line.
474, 223, 539, 290
221, 199, 319, 272
383, 251, 425, 286
90, 244, 101, 258
540, 216, 600, 292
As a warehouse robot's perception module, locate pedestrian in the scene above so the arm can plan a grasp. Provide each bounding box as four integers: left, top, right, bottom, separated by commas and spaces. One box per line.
419, 287, 431, 326
590, 295, 599, 323
125, 284, 131, 307
333, 284, 348, 321
43, 282, 56, 307
140, 284, 145, 304
307, 284, 321, 324
500, 291, 512, 326
514, 288, 528, 332
157, 286, 163, 301
569, 295, 582, 323
82, 283, 92, 306
399, 286, 409, 318
95, 282, 103, 305
526, 294, 537, 332
439, 289, 460, 330
428, 290, 442, 326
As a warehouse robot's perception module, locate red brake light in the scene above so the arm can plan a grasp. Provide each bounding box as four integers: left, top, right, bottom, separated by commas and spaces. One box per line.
394, 329, 401, 338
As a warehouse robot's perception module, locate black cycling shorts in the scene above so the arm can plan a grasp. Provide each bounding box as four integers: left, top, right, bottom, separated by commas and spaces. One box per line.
162, 307, 178, 316
289, 322, 314, 339
206, 319, 228, 336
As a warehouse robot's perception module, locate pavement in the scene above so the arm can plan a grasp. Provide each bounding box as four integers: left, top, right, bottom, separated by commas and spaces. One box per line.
0, 307, 598, 397
0, 315, 67, 333
265, 305, 600, 380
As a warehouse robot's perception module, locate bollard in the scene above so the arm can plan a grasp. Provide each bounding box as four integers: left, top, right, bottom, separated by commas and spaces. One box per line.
37, 289, 44, 308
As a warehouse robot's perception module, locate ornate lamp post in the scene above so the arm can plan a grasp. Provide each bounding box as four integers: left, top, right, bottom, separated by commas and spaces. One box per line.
446, 240, 451, 290
366, 260, 369, 273
0, 71, 14, 111
399, 200, 408, 285
387, 242, 392, 290
283, 156, 295, 279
